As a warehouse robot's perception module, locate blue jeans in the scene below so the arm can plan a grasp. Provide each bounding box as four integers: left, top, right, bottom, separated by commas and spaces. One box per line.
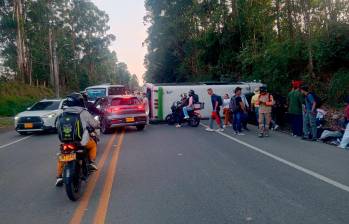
254, 107, 259, 124
183, 106, 193, 118
303, 112, 317, 139
233, 111, 242, 133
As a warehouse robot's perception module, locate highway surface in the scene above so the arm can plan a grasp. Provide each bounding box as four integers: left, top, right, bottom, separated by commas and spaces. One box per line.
0, 122, 348, 224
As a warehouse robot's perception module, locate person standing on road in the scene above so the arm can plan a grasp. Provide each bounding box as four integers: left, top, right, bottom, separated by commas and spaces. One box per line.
301, 85, 318, 141
222, 94, 231, 128
206, 88, 224, 132
288, 80, 304, 137
256, 86, 274, 137
251, 87, 260, 125
142, 92, 150, 124
241, 93, 250, 131
230, 87, 246, 135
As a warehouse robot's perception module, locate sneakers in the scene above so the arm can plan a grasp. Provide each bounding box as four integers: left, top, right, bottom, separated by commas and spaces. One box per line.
216, 128, 224, 132
237, 132, 245, 136
89, 162, 98, 171
223, 125, 226, 128
55, 177, 63, 187
175, 124, 182, 128
184, 116, 189, 119
205, 128, 214, 132
258, 132, 263, 138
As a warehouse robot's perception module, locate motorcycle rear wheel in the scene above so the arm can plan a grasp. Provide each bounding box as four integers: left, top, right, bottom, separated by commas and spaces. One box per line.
188, 115, 200, 127
64, 162, 82, 201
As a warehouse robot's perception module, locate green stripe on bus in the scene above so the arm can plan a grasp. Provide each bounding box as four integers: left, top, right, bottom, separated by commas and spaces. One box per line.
157, 87, 164, 120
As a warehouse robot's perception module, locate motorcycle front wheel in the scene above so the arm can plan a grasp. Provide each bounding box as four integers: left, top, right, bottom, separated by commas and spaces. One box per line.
165, 114, 176, 125
64, 161, 82, 201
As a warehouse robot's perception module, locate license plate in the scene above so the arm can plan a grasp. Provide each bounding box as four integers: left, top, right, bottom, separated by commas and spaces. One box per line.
24, 123, 33, 129
59, 153, 76, 162
126, 117, 135, 122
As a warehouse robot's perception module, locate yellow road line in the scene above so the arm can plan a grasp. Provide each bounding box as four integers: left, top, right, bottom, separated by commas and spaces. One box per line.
93, 130, 125, 224
69, 133, 118, 224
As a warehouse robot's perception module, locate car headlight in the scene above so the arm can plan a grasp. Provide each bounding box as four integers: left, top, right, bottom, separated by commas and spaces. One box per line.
42, 113, 57, 118
14, 116, 19, 121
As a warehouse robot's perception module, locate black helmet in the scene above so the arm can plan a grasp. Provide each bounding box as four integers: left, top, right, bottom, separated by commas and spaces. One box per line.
259, 85, 267, 93
66, 92, 85, 108
189, 90, 195, 96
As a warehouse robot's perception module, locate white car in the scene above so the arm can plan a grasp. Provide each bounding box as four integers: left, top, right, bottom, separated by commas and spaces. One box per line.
14, 99, 66, 135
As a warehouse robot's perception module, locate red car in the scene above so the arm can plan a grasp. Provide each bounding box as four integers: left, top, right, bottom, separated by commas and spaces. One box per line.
94, 95, 147, 134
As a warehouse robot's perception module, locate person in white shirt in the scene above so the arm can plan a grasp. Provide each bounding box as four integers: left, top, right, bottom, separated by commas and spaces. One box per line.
222, 94, 231, 128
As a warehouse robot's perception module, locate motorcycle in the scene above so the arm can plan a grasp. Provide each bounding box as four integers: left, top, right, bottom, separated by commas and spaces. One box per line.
58, 126, 99, 201
165, 101, 203, 127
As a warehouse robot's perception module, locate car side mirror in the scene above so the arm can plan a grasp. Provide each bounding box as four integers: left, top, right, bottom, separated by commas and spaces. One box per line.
26, 107, 31, 111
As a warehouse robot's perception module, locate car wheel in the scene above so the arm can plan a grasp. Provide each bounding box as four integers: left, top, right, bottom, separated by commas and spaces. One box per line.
136, 125, 145, 131
101, 119, 111, 134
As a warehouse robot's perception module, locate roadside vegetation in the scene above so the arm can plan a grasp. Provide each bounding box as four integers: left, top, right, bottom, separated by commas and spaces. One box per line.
144, 0, 349, 106
0, 82, 54, 116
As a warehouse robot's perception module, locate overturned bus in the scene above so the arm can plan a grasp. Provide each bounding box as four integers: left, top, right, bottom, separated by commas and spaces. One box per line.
144, 82, 262, 122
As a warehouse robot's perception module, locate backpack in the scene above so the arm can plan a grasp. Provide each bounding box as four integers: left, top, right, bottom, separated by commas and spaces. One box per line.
217, 95, 223, 107
229, 96, 238, 112
193, 94, 199, 104
308, 92, 322, 108
58, 111, 83, 143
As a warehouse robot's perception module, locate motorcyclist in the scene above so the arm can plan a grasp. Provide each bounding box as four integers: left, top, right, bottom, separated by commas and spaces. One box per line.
183, 90, 195, 119
55, 93, 100, 187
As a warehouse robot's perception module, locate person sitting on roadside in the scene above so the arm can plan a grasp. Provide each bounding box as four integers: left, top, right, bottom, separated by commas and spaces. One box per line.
287, 80, 304, 137
230, 87, 246, 135
222, 94, 231, 128
183, 90, 195, 119
256, 86, 274, 137
339, 96, 349, 149
251, 87, 260, 125
300, 85, 318, 141
206, 88, 224, 132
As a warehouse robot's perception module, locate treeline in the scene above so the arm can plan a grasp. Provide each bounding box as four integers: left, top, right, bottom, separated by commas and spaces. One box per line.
0, 0, 138, 96
144, 0, 349, 105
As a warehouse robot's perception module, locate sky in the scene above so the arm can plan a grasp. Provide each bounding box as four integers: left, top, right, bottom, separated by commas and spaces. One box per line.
92, 0, 147, 84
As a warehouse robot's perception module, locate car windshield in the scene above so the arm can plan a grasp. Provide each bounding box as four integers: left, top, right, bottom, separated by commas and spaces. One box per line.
108, 86, 126, 95
111, 97, 140, 106
86, 88, 107, 101
29, 101, 60, 111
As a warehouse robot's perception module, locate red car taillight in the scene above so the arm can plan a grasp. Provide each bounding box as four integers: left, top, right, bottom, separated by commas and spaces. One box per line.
106, 107, 119, 113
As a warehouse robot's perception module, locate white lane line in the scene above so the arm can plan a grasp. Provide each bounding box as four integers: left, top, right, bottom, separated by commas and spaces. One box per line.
0, 136, 32, 150
200, 123, 349, 193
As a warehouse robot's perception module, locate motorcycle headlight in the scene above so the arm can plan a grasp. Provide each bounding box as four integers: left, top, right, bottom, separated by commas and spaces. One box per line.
42, 113, 57, 118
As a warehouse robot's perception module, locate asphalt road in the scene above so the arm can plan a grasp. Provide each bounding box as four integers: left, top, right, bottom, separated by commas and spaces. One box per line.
0, 122, 349, 224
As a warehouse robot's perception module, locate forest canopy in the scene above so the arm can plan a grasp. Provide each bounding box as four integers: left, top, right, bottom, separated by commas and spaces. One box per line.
144, 0, 349, 103
0, 0, 138, 95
